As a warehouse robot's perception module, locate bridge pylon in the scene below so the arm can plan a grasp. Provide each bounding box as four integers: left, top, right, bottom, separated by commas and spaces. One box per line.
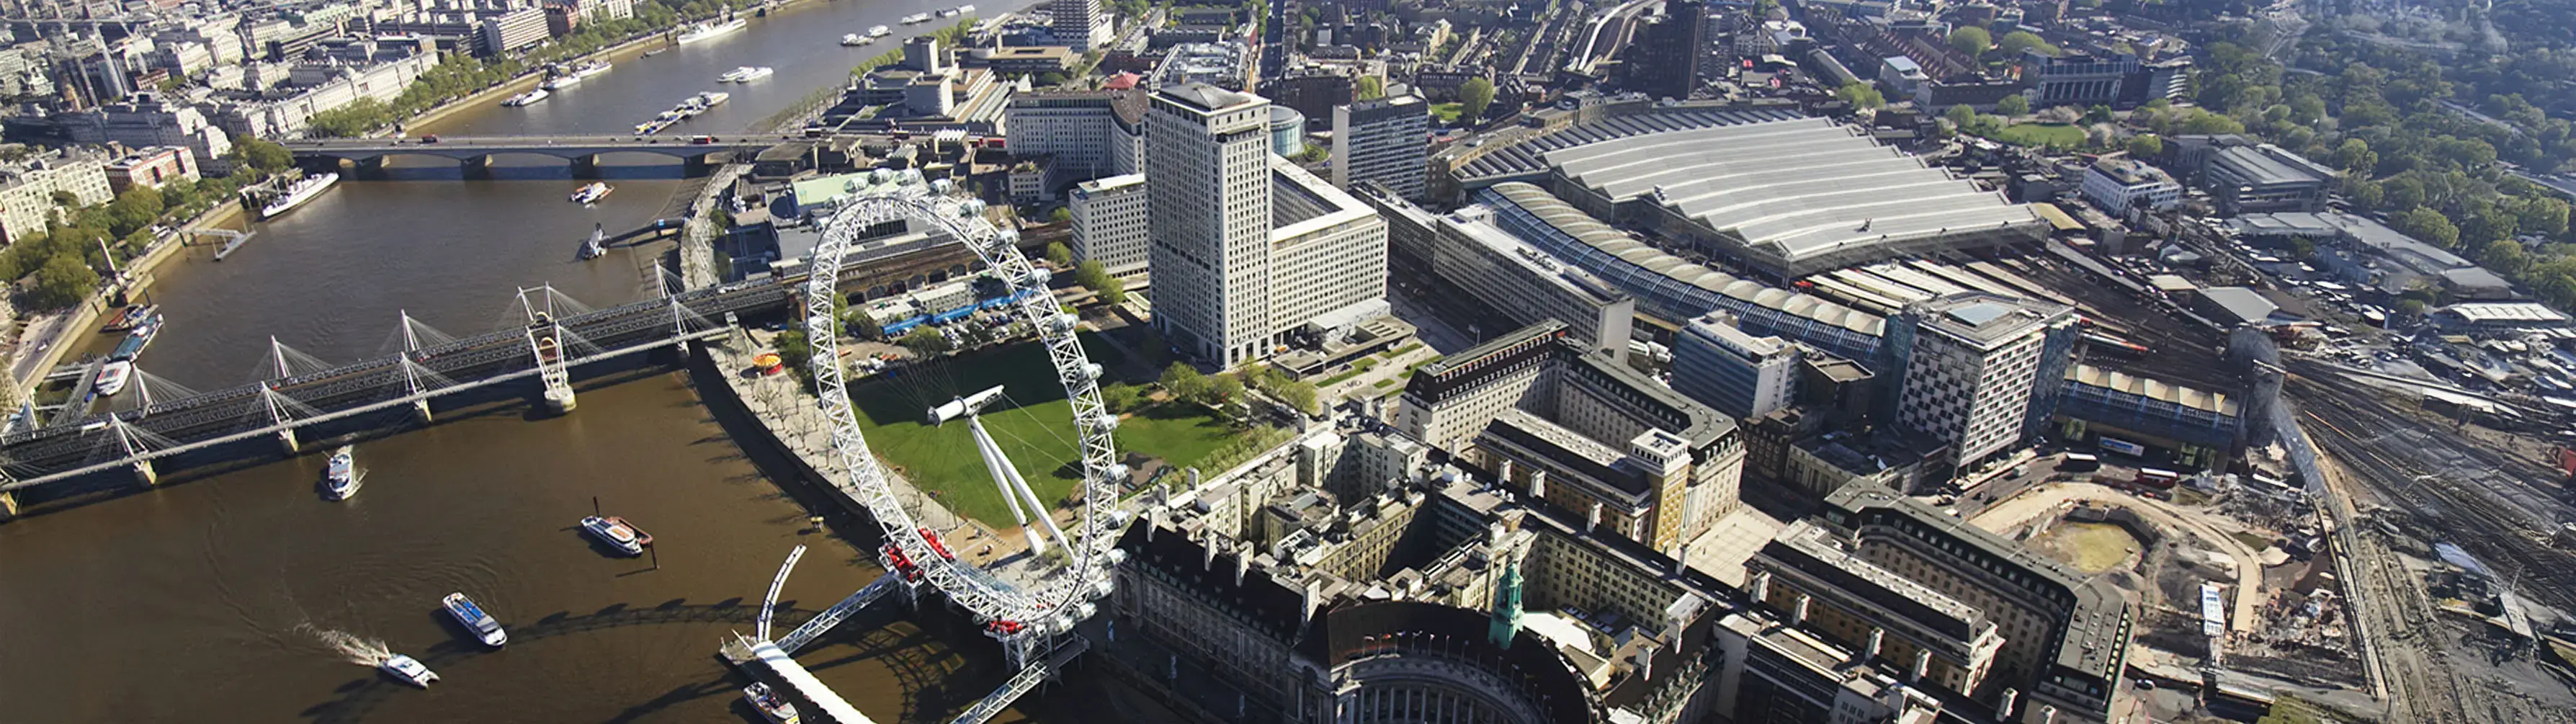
108, 417, 158, 488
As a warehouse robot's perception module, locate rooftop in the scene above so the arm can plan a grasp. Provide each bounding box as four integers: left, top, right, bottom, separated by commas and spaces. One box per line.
1483, 183, 1884, 336
2197, 286, 2279, 325
2088, 156, 2172, 186
2439, 301, 2570, 323
1908, 292, 2070, 349
1482, 408, 1650, 500
1452, 107, 1808, 185
1545, 117, 2040, 264
1760, 521, 1992, 653
1158, 81, 1258, 113
2065, 364, 2240, 416
2207, 144, 2337, 187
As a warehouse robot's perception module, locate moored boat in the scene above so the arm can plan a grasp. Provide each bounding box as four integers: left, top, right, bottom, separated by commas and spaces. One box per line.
260, 172, 340, 219
842, 33, 867, 45
695, 91, 729, 107
676, 17, 747, 43
867, 24, 890, 37
442, 592, 509, 648
321, 444, 359, 500
571, 59, 612, 78
743, 682, 802, 723
502, 88, 550, 106
578, 224, 607, 260
379, 653, 438, 687
580, 514, 645, 555
93, 360, 131, 397
900, 12, 931, 23
112, 313, 161, 362
106, 303, 158, 331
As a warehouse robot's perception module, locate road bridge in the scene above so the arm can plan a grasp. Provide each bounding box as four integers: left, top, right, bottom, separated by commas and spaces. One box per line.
283, 135, 805, 177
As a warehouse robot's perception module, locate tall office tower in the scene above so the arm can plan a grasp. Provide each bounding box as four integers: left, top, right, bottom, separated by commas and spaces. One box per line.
1052, 0, 1112, 51
1147, 83, 1275, 369
1330, 94, 1428, 200
1882, 293, 2076, 470
1628, 0, 1707, 100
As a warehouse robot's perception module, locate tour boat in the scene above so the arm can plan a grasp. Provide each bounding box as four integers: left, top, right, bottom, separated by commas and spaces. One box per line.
580, 514, 645, 555
718, 66, 773, 83
379, 653, 438, 687
569, 182, 613, 205
956, 4, 975, 14
937, 7, 960, 17
113, 314, 161, 362
502, 88, 550, 107
542, 73, 581, 90
867, 24, 890, 37
842, 33, 869, 45
743, 682, 801, 724
676, 17, 747, 44
321, 445, 359, 501
93, 360, 131, 397
260, 172, 339, 220
442, 592, 509, 648
900, 12, 931, 24
695, 91, 730, 107
578, 224, 607, 260
107, 303, 158, 331
571, 59, 612, 78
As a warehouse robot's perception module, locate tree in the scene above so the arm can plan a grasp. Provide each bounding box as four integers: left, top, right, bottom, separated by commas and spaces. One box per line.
1160, 362, 1212, 401
305, 98, 393, 138
1101, 383, 1145, 413
1356, 76, 1385, 100
1045, 241, 1073, 267
1458, 77, 1495, 124
1947, 26, 1991, 58
30, 253, 97, 308
2392, 207, 2461, 248
1073, 259, 1125, 305
2515, 196, 2570, 238
2481, 239, 2531, 277
1209, 373, 1244, 404
772, 330, 812, 373
2333, 138, 2377, 174
1997, 30, 2055, 58
1996, 94, 2031, 117
899, 326, 954, 356
1276, 379, 1320, 414
1944, 104, 1978, 128
232, 138, 292, 174
845, 305, 885, 340
1835, 82, 1884, 110
2126, 134, 2164, 158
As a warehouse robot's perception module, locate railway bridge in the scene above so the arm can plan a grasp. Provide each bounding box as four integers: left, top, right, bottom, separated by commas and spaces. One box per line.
282, 134, 801, 177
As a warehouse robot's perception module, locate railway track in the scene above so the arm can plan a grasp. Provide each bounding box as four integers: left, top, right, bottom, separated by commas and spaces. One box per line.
2291, 374, 2576, 724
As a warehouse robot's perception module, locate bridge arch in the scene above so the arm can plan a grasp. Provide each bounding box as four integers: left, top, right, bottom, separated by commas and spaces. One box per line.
802, 179, 1124, 635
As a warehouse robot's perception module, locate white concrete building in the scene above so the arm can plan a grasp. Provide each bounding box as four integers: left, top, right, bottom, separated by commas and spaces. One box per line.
1887, 294, 2075, 468
0, 151, 113, 244
1331, 94, 1428, 200
1147, 84, 1389, 368
1069, 173, 1150, 275
479, 7, 550, 55
2078, 156, 2181, 218
1052, 0, 1112, 51
60, 92, 233, 165
1148, 83, 1279, 368
211, 53, 437, 138
1003, 89, 1147, 188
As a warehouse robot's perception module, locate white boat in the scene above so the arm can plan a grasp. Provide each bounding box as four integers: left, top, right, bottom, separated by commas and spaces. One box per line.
542, 73, 581, 90
580, 514, 646, 556
570, 60, 612, 78
842, 33, 869, 45
956, 4, 975, 14
695, 91, 729, 107
634, 120, 664, 135
579, 223, 607, 260
937, 7, 959, 17
569, 182, 613, 205
676, 17, 746, 44
741, 66, 772, 81
93, 360, 131, 397
717, 66, 751, 82
321, 445, 359, 501
442, 592, 509, 648
260, 172, 339, 220
868, 24, 890, 37
502, 88, 550, 106
900, 12, 931, 24
743, 683, 802, 724
379, 653, 438, 687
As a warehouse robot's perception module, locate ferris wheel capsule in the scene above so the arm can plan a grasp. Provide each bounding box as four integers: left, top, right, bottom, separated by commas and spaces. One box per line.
1092, 413, 1119, 431
931, 178, 956, 195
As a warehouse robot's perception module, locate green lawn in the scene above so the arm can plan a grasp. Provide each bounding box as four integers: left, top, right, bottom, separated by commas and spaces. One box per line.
1430, 102, 1464, 124
847, 339, 1251, 525
1990, 122, 2088, 148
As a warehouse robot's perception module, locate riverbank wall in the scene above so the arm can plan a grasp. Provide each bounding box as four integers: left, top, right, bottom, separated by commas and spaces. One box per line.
692, 329, 980, 536
396, 0, 837, 137
6, 200, 247, 404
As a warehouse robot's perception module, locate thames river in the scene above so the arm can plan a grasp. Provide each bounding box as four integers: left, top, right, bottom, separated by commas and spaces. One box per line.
0, 1, 1065, 721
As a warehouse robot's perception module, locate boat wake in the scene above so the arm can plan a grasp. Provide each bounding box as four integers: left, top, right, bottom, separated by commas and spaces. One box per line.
297, 623, 393, 666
